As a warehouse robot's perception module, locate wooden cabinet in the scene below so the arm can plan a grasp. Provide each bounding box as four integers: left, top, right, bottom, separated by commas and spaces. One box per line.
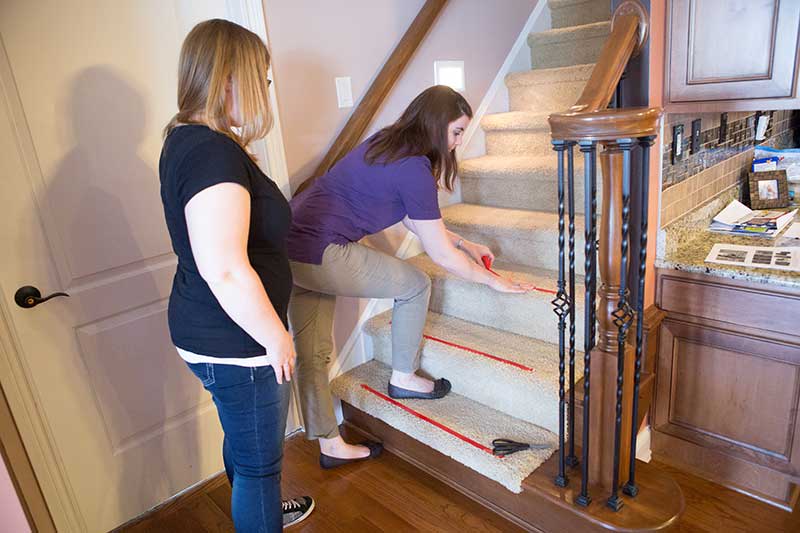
666, 0, 800, 111
652, 269, 800, 509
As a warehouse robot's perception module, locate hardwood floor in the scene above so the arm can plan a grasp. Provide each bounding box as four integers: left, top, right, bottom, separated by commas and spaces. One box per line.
116, 432, 800, 533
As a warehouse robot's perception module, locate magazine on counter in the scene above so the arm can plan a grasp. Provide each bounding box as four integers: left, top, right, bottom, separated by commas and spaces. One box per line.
709, 200, 796, 237
705, 243, 800, 272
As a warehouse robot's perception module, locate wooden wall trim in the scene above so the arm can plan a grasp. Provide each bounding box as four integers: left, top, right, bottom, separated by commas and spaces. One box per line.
0, 379, 56, 532
293, 0, 449, 196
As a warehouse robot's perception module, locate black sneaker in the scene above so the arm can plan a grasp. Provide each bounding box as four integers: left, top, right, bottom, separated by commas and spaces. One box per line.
282, 496, 315, 528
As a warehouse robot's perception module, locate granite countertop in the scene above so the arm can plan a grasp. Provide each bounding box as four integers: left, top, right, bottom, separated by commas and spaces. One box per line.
656, 190, 800, 289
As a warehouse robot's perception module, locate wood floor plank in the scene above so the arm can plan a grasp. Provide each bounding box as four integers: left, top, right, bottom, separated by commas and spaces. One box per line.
117, 433, 799, 533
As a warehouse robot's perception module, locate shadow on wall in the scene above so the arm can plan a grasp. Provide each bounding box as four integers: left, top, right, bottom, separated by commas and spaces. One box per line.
45, 66, 209, 521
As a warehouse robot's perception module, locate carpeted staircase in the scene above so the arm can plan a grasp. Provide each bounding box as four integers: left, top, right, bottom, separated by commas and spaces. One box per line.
331, 0, 609, 494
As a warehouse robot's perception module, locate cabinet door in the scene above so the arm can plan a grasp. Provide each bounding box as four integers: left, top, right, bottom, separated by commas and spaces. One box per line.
667, 0, 800, 102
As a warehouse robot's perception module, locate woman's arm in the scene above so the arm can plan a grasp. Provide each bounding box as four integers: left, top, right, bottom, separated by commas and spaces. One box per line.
409, 217, 531, 293
403, 217, 494, 265
185, 182, 295, 383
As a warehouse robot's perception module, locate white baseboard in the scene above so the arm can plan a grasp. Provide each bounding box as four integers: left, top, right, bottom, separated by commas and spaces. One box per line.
635, 425, 652, 463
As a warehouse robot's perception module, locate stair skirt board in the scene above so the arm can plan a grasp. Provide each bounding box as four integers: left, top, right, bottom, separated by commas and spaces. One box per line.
330, 360, 557, 494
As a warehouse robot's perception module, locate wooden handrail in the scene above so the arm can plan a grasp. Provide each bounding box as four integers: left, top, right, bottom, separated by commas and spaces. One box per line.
548, 0, 653, 139
294, 0, 449, 195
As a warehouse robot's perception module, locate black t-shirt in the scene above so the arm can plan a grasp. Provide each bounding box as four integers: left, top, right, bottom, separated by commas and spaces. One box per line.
159, 125, 292, 358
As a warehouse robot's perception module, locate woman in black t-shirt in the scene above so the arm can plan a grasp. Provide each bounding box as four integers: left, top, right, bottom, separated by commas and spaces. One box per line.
159, 20, 312, 532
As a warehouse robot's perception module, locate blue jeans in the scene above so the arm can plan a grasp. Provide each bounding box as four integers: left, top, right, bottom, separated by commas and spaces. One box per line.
187, 362, 290, 533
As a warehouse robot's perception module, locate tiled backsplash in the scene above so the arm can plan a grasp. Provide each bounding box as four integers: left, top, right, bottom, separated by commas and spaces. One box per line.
659, 110, 800, 228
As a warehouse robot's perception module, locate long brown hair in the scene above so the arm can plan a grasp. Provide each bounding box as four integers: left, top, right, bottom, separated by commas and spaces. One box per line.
163, 19, 273, 151
365, 85, 472, 191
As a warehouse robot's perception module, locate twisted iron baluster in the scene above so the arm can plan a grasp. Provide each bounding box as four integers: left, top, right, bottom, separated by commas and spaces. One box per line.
566, 141, 579, 468
552, 140, 569, 488
575, 140, 597, 508
623, 135, 656, 498
607, 139, 636, 512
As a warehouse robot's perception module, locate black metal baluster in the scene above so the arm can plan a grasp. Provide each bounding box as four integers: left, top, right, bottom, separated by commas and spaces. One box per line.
607, 139, 636, 512
590, 141, 599, 352
623, 135, 656, 498
576, 140, 597, 508
552, 140, 569, 488
566, 141, 579, 468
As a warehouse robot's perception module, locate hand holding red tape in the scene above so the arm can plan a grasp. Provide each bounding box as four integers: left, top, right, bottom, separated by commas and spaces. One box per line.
481, 255, 556, 295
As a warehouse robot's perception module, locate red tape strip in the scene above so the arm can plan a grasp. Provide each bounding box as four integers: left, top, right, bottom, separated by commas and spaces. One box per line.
422, 334, 534, 372
480, 255, 557, 295
360, 384, 501, 457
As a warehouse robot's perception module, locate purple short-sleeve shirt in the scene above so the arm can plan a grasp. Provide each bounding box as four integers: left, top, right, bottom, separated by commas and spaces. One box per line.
287, 138, 441, 264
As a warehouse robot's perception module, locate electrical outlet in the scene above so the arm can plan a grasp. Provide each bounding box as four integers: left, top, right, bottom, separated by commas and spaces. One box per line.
672, 124, 685, 164
719, 112, 728, 143
691, 118, 701, 154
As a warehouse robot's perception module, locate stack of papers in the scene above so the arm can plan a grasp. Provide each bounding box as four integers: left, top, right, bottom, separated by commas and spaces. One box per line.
709, 200, 797, 238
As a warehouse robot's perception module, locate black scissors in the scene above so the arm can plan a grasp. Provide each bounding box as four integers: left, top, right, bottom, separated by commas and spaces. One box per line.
492, 438, 551, 457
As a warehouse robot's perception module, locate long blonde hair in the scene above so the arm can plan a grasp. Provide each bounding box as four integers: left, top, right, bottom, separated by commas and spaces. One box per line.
164, 19, 273, 150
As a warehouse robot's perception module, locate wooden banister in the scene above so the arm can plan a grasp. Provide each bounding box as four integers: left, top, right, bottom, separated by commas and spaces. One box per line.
294, 0, 448, 196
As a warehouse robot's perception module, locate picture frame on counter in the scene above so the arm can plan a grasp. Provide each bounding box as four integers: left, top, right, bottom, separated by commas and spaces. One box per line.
748, 169, 790, 209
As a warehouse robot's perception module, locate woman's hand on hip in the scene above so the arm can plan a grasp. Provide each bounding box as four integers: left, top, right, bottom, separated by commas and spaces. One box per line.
265, 329, 296, 384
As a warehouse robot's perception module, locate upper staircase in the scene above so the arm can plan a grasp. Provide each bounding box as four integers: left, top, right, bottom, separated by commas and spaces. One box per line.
326, 0, 683, 530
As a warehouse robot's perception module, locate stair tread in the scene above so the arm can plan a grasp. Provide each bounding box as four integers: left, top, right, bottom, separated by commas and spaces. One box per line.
441, 203, 586, 235
331, 359, 557, 493
505, 63, 594, 87
408, 252, 586, 293
365, 308, 579, 391
528, 20, 610, 45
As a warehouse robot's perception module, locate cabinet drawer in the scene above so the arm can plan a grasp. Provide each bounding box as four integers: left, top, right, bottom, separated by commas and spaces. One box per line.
658, 274, 800, 336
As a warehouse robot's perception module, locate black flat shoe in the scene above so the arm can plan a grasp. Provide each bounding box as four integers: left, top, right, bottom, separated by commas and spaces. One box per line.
319, 441, 383, 470
387, 378, 452, 400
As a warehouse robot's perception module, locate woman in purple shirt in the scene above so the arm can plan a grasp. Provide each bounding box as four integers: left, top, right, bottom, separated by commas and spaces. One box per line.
287, 86, 533, 467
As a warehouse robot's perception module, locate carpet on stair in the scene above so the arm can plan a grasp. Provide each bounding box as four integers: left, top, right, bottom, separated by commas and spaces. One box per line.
331, 359, 558, 493
365, 309, 583, 434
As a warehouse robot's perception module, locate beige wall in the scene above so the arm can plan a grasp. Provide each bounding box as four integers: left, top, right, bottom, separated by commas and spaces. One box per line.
263, 0, 537, 191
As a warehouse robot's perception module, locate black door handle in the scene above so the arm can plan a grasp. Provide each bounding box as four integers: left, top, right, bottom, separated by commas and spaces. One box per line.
14, 286, 70, 309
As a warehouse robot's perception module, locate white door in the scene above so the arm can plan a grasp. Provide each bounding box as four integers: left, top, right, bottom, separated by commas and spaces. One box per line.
0, 1, 292, 531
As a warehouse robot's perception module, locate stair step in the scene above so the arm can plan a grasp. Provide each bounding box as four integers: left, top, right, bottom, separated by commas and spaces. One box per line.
364, 309, 583, 433
459, 155, 589, 212
549, 0, 611, 29
481, 111, 552, 157
330, 359, 558, 493
407, 254, 587, 346
505, 64, 594, 112
528, 21, 610, 70
440, 203, 587, 273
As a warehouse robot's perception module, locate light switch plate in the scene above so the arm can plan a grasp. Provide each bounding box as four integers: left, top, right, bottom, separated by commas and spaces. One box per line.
691, 118, 701, 154
672, 124, 684, 164
335, 77, 353, 108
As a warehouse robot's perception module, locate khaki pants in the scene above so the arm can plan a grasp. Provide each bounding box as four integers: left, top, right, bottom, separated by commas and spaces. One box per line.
288, 242, 432, 439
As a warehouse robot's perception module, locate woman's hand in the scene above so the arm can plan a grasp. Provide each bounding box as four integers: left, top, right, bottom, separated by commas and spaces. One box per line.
459, 239, 494, 266
488, 274, 535, 294
264, 329, 297, 384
